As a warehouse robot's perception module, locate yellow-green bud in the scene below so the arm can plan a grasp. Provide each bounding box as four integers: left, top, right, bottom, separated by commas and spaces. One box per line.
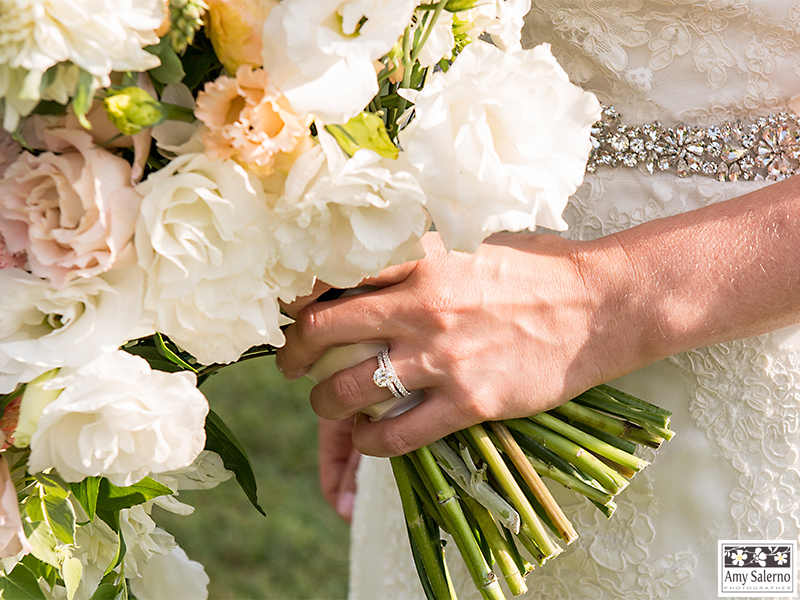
445, 0, 478, 12
103, 87, 165, 136
13, 369, 62, 449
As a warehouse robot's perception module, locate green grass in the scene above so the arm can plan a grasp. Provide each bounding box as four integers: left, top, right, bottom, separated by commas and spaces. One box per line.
153, 356, 350, 600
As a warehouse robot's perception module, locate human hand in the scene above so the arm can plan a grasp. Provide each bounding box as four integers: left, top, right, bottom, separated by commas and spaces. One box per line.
318, 416, 361, 523
277, 231, 645, 456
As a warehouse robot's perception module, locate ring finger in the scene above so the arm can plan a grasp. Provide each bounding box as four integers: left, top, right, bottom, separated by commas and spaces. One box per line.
310, 351, 426, 421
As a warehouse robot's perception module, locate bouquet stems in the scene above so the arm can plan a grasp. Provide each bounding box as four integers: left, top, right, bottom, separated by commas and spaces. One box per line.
392, 384, 675, 600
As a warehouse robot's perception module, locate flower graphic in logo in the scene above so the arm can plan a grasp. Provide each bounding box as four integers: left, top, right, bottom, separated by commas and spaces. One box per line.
775, 552, 789, 565
731, 550, 748, 566
754, 548, 767, 567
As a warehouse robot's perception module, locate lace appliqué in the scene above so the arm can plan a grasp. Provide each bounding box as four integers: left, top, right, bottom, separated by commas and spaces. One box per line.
673, 340, 800, 543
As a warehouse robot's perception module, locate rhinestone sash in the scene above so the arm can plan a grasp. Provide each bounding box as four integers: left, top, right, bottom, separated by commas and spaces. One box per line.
587, 106, 800, 182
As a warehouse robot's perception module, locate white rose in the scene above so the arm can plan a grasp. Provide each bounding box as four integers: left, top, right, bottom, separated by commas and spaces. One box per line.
129, 545, 209, 600
135, 153, 285, 365
399, 42, 600, 252
0, 0, 163, 129
262, 0, 418, 124
0, 266, 148, 394
27, 350, 209, 486
272, 132, 429, 289
150, 450, 233, 515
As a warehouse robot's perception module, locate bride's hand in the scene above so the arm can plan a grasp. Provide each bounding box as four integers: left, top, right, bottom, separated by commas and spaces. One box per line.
277, 231, 646, 456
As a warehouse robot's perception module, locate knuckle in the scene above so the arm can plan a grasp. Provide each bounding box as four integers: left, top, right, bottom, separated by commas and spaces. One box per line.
328, 369, 368, 411
378, 427, 415, 457
296, 305, 330, 340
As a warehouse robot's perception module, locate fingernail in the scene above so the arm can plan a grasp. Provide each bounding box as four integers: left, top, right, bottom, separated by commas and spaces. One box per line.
337, 491, 355, 521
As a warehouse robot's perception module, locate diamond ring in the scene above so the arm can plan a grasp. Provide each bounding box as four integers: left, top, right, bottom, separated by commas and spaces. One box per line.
372, 349, 411, 398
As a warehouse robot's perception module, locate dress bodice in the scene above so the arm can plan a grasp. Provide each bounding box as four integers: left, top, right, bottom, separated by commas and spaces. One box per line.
348, 3, 800, 599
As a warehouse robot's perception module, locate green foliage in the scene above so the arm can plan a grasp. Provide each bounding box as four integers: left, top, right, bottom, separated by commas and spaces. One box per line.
70, 477, 100, 522
96, 477, 174, 512
326, 112, 399, 159
146, 38, 186, 86
0, 563, 46, 600
72, 69, 96, 130
204, 410, 265, 516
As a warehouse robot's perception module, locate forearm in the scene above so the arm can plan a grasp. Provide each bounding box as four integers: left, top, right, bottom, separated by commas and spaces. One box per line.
581, 176, 800, 369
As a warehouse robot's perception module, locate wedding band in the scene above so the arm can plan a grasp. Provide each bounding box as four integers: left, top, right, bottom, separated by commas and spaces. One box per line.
373, 349, 411, 398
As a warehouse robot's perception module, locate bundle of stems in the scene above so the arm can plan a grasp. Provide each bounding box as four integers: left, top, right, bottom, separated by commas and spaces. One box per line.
390, 384, 675, 600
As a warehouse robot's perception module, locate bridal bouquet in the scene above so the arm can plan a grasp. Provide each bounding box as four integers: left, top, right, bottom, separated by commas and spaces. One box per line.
0, 0, 672, 598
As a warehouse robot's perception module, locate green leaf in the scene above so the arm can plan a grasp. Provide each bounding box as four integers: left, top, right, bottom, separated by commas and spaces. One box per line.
61, 557, 83, 600
70, 477, 101, 521
0, 563, 47, 600
325, 112, 399, 159
146, 39, 185, 85
22, 492, 44, 523
96, 508, 120, 534
102, 531, 126, 579
42, 492, 76, 545
72, 69, 96, 129
155, 333, 198, 372
20, 554, 55, 590
91, 581, 128, 600
96, 477, 174, 512
205, 410, 265, 516
21, 521, 59, 569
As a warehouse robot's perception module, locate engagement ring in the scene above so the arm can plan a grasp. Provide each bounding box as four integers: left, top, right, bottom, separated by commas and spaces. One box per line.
372, 349, 411, 398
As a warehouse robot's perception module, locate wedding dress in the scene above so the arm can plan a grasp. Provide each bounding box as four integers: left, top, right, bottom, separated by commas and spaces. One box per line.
348, 2, 800, 598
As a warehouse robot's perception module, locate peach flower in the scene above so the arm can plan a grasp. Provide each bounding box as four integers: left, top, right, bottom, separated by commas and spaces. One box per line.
195, 66, 311, 178
205, 0, 278, 73
0, 128, 142, 288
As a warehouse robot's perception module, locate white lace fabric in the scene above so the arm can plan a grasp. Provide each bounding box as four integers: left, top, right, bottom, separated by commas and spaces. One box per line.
349, 2, 800, 598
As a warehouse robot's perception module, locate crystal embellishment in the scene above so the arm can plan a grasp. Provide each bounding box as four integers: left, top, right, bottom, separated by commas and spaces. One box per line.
587, 106, 800, 182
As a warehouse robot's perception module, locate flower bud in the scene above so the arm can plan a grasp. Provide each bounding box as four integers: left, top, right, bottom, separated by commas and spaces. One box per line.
205, 0, 278, 73
104, 87, 165, 135
12, 369, 62, 449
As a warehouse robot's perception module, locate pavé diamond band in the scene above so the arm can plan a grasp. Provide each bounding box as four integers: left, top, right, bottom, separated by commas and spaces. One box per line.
372, 349, 411, 399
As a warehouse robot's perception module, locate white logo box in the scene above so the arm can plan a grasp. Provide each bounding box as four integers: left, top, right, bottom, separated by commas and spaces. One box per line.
719, 540, 797, 598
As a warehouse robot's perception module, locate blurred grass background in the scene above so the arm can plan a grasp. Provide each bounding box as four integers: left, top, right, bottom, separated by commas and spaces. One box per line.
153, 356, 351, 599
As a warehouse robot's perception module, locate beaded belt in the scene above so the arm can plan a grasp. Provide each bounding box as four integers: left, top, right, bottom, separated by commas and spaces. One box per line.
587, 105, 800, 182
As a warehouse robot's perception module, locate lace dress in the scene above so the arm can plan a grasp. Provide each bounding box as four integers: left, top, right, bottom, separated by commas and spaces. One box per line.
348, 2, 800, 598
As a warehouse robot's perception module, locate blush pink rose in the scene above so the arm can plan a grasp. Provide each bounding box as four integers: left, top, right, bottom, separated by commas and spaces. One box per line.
0, 128, 142, 288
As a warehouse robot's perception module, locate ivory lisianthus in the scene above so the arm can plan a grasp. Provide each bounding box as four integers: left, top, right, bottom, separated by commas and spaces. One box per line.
0, 128, 142, 288
261, 0, 418, 124
195, 66, 312, 177
399, 42, 601, 252
462, 0, 531, 52
0, 0, 164, 129
0, 266, 148, 394
135, 153, 286, 364
271, 132, 429, 289
27, 350, 208, 486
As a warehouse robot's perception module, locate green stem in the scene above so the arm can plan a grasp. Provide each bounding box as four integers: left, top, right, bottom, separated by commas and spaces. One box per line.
410, 0, 450, 64
524, 453, 614, 507
463, 498, 528, 597
505, 419, 629, 495
530, 413, 649, 473
467, 425, 561, 560
413, 446, 505, 600
489, 422, 577, 545
391, 457, 453, 600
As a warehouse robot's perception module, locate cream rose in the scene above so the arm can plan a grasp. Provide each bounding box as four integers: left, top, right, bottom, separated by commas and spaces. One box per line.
27, 350, 209, 486
398, 42, 601, 252
0, 266, 148, 394
135, 153, 286, 364
261, 0, 418, 124
271, 132, 429, 289
0, 128, 142, 288
0, 0, 163, 129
